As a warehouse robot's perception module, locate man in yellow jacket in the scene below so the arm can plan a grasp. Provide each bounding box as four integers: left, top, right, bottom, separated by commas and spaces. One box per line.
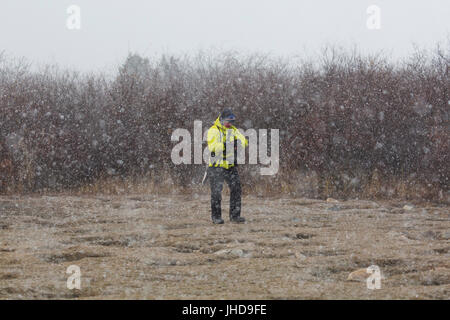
207, 109, 248, 224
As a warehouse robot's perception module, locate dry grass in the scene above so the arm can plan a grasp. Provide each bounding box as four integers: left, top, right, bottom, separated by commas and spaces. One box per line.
0, 193, 449, 299
50, 170, 450, 205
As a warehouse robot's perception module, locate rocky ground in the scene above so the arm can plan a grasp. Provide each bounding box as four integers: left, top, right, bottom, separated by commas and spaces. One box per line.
0, 193, 449, 299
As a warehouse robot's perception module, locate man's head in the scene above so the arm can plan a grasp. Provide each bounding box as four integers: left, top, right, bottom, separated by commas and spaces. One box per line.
220, 108, 236, 128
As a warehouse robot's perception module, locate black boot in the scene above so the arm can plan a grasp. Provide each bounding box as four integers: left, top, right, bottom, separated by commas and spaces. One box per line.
230, 216, 245, 223
212, 217, 224, 224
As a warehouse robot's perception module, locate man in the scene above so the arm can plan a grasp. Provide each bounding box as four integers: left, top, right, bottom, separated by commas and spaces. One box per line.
206, 108, 248, 224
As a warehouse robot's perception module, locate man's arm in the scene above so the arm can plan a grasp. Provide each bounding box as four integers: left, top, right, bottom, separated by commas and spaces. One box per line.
207, 127, 224, 153
234, 129, 249, 148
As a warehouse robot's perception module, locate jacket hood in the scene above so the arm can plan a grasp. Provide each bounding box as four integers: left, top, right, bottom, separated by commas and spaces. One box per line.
214, 116, 224, 130
214, 116, 221, 127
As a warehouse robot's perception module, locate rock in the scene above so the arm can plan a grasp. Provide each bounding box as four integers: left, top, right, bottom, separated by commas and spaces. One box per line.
433, 267, 449, 273
422, 230, 440, 240
399, 235, 413, 242
111, 203, 121, 209
294, 252, 308, 268
230, 249, 244, 257
439, 232, 450, 240
168, 260, 177, 266
214, 248, 246, 258
347, 268, 369, 282
326, 198, 339, 203
421, 267, 450, 286
296, 233, 314, 239
294, 252, 307, 260
403, 205, 414, 210
388, 208, 405, 214
327, 205, 341, 211
214, 249, 232, 256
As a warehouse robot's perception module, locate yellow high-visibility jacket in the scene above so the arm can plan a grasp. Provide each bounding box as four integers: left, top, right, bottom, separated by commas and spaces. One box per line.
207, 116, 248, 169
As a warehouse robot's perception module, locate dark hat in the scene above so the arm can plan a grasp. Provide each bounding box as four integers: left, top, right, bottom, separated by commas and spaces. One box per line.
220, 108, 236, 120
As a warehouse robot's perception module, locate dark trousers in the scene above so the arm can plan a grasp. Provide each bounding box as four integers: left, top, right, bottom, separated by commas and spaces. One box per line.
208, 166, 242, 220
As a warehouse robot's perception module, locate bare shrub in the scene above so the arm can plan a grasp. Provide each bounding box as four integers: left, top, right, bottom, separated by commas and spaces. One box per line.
0, 45, 448, 201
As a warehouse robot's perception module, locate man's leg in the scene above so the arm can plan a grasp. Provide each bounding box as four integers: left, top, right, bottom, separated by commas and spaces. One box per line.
224, 167, 244, 222
209, 167, 224, 223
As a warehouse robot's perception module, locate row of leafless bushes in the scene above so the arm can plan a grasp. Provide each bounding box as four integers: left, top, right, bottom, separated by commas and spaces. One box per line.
0, 44, 448, 201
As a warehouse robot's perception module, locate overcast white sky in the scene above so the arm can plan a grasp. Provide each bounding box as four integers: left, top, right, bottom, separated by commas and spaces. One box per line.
1, 0, 449, 72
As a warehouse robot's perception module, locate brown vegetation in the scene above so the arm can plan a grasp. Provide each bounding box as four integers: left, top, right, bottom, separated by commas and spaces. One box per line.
0, 45, 448, 201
